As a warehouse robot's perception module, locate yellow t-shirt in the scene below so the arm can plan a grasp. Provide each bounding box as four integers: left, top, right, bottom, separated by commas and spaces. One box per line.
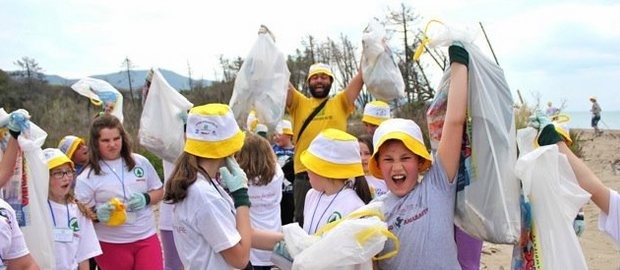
287, 88, 354, 173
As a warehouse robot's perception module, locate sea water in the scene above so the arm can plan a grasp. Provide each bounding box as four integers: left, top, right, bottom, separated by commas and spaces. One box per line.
562, 111, 620, 130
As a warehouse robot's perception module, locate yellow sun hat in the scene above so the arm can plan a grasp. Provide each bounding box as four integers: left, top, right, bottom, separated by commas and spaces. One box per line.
307, 63, 334, 82
300, 128, 364, 179
369, 118, 432, 179
43, 148, 74, 170
362, 101, 391, 126
276, 119, 294, 136
58, 135, 85, 159
184, 103, 245, 159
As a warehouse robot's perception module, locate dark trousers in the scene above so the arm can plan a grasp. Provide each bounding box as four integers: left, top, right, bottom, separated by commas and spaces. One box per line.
293, 172, 311, 227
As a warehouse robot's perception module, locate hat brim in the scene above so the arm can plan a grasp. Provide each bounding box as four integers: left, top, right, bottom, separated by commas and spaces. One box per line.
48, 157, 74, 170
184, 131, 246, 159
362, 115, 386, 126
369, 131, 432, 179
300, 150, 363, 179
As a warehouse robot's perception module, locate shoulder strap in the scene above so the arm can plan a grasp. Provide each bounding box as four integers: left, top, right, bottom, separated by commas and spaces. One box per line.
296, 98, 329, 143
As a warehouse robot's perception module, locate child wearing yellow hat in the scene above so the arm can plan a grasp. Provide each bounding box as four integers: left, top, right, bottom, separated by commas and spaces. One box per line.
58, 135, 89, 176
370, 44, 469, 269
164, 103, 283, 269
361, 100, 391, 136
300, 128, 372, 234
43, 148, 101, 270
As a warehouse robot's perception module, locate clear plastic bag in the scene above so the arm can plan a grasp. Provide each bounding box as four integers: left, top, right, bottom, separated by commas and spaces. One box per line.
423, 22, 520, 244
229, 26, 290, 131
279, 201, 398, 270
361, 18, 405, 102
138, 68, 193, 162
13, 122, 55, 269
513, 135, 590, 269
71, 77, 124, 123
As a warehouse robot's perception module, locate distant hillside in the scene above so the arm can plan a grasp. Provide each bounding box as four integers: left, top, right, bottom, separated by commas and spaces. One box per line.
43, 69, 212, 91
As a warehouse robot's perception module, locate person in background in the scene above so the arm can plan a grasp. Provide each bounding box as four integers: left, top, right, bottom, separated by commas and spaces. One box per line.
255, 124, 269, 139
272, 119, 295, 225
301, 128, 371, 234
361, 100, 391, 137
57, 135, 98, 270
236, 133, 283, 270
0, 108, 40, 270
370, 44, 469, 269
357, 134, 387, 198
589, 96, 602, 136
58, 135, 89, 176
286, 63, 364, 226
545, 101, 560, 120
74, 114, 164, 270
164, 104, 283, 270
43, 148, 102, 270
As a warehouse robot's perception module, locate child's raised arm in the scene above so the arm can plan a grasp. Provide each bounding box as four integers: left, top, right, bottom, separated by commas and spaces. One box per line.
437, 45, 469, 181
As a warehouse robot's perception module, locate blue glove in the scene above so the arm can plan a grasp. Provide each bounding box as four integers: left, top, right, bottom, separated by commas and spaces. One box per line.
127, 192, 150, 211
527, 110, 553, 130
96, 202, 114, 223
527, 110, 563, 146
7, 109, 31, 138
219, 156, 250, 208
574, 214, 585, 237
219, 156, 248, 192
271, 240, 293, 267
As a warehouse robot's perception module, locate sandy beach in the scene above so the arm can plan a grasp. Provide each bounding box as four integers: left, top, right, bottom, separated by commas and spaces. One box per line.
481, 128, 620, 269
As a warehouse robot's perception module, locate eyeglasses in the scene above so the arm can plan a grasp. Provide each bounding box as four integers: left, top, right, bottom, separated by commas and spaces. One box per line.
50, 170, 75, 179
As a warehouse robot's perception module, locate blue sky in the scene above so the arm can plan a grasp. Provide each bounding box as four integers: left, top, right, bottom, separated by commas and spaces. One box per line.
2, 0, 618, 112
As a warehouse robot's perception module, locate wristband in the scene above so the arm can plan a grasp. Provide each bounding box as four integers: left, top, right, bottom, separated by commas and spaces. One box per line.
142, 192, 151, 206
449, 45, 469, 67
9, 130, 20, 139
230, 188, 251, 208
537, 125, 563, 146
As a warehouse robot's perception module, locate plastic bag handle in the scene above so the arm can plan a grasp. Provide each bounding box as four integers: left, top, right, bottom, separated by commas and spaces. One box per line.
355, 226, 400, 261
89, 97, 103, 106
314, 209, 385, 236
413, 19, 445, 61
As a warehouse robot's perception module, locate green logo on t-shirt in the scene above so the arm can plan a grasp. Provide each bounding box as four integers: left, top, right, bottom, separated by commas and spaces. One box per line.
69, 217, 80, 232
134, 167, 145, 177
327, 212, 342, 223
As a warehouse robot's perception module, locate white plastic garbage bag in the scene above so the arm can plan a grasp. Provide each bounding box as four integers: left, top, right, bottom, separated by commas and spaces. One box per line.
513, 135, 590, 270
71, 77, 124, 123
361, 18, 405, 102
229, 25, 290, 131
139, 68, 193, 162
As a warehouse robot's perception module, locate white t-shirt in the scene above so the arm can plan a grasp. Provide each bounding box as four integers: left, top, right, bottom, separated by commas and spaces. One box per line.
303, 187, 365, 234
173, 174, 240, 270
75, 154, 162, 243
48, 201, 102, 270
248, 165, 283, 266
366, 175, 388, 198
159, 160, 175, 231
0, 198, 29, 263
599, 189, 620, 247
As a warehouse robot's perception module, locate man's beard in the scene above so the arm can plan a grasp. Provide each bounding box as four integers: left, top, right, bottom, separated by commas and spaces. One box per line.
309, 83, 332, 98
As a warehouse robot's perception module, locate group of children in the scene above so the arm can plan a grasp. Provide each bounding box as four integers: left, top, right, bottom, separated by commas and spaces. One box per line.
2, 42, 617, 270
